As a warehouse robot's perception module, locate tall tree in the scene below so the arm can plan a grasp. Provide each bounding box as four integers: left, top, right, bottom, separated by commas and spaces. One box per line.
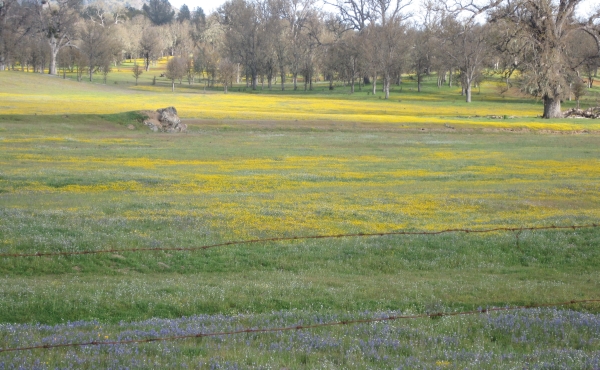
0, 0, 40, 70
567, 29, 600, 88
35, 0, 82, 75
379, 22, 406, 99
409, 27, 433, 93
328, 0, 411, 98
177, 4, 191, 23
455, 0, 600, 117
219, 58, 237, 93
192, 6, 206, 28
218, 0, 264, 90
280, 0, 317, 90
139, 27, 163, 71
189, 7, 207, 47
143, 0, 175, 26
440, 18, 490, 102
165, 56, 187, 91
78, 20, 119, 82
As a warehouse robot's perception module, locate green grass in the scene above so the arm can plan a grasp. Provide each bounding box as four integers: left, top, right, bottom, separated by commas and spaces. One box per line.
0, 71, 599, 367
3, 66, 600, 132
1, 112, 599, 324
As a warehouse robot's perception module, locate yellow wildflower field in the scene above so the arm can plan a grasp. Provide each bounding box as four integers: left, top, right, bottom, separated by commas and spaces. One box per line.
1, 70, 599, 243
2, 133, 599, 240
1, 71, 599, 131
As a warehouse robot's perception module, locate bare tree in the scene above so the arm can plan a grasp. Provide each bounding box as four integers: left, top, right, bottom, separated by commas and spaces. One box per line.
280, 0, 317, 90
132, 62, 143, 85
72, 47, 87, 81
186, 57, 194, 84
139, 27, 163, 71
219, 58, 237, 92
298, 9, 323, 91
78, 20, 119, 82
166, 19, 192, 56
35, 0, 82, 75
572, 79, 586, 108
83, 3, 126, 27
331, 30, 362, 93
483, 0, 600, 118
0, 0, 16, 69
100, 59, 111, 84
441, 18, 490, 102
374, 20, 407, 99
165, 56, 187, 91
409, 27, 433, 92
0, 0, 35, 71
567, 30, 600, 88
218, 0, 264, 90
122, 15, 150, 61
328, 0, 411, 97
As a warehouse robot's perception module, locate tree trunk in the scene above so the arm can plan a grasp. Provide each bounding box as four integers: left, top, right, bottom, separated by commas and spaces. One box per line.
542, 96, 562, 118
48, 38, 59, 75
465, 83, 471, 103
224, 83, 228, 94
252, 70, 258, 90
49, 52, 58, 75
384, 77, 390, 99
350, 58, 356, 93
172, 81, 175, 92
293, 74, 297, 90
417, 74, 421, 92
372, 73, 376, 95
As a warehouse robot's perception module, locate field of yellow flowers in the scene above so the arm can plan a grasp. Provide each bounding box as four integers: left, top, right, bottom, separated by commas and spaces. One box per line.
0, 70, 599, 368
2, 70, 600, 131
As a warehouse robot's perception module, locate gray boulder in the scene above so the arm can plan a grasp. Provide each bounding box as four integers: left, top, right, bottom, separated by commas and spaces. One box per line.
143, 107, 187, 132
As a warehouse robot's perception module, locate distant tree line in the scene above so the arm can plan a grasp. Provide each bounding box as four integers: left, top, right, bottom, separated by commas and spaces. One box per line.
0, 0, 599, 117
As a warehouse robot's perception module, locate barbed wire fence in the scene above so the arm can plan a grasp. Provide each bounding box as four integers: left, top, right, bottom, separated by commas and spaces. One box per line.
1, 223, 599, 355
0, 223, 598, 258
1, 299, 599, 353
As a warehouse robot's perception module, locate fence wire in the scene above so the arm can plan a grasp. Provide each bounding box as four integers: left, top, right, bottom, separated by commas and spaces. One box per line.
0, 223, 598, 258
1, 299, 598, 353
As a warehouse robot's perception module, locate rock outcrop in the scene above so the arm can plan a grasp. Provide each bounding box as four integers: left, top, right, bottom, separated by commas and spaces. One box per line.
143, 107, 187, 132
563, 107, 600, 119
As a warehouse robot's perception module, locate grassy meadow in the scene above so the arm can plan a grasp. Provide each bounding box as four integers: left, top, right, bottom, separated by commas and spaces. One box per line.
2, 61, 600, 131
0, 66, 599, 368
